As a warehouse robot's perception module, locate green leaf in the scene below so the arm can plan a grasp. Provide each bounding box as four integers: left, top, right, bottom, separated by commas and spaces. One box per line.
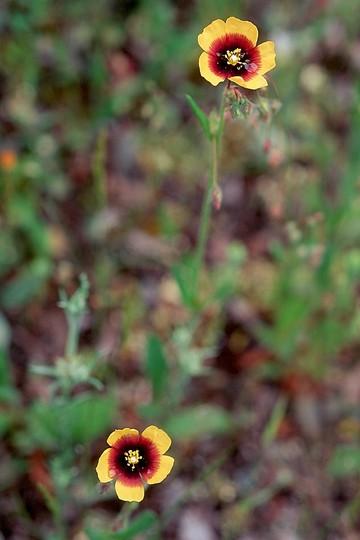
185, 94, 211, 140
66, 393, 116, 445
24, 400, 61, 450
164, 405, 233, 440
145, 334, 167, 402
328, 445, 360, 478
0, 411, 13, 436
262, 395, 288, 445
9, 194, 50, 258
171, 254, 196, 308
0, 350, 18, 403
24, 393, 116, 450
86, 510, 157, 539
0, 259, 52, 309
0, 312, 11, 351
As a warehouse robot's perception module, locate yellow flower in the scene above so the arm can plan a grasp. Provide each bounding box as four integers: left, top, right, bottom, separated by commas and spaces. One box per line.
198, 17, 276, 90
96, 426, 174, 502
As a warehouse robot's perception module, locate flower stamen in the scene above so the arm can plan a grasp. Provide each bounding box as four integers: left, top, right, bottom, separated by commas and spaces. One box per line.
225, 48, 243, 66
124, 449, 143, 471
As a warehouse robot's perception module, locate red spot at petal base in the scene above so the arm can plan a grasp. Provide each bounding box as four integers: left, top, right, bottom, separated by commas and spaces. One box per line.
108, 433, 161, 485
208, 33, 261, 81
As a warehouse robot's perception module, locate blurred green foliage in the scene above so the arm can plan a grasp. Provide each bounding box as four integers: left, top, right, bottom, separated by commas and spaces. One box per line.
1, 0, 360, 537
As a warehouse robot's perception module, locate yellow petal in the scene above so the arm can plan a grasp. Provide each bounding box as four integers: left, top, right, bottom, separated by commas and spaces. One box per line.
145, 455, 175, 485
198, 18, 226, 51
199, 52, 224, 86
96, 448, 112, 483
225, 17, 258, 47
230, 74, 268, 90
141, 425, 172, 454
107, 428, 139, 447
115, 478, 144, 502
256, 41, 276, 74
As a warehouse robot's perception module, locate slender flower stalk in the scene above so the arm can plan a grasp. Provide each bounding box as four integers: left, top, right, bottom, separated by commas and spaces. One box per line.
191, 168, 212, 302
190, 18, 276, 305
191, 89, 226, 304
65, 313, 81, 357
58, 273, 89, 358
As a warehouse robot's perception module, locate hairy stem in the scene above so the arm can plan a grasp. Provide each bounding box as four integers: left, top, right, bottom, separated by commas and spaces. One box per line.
191, 90, 226, 306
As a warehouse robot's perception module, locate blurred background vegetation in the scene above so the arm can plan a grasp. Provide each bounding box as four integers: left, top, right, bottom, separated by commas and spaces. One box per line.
1, 0, 360, 538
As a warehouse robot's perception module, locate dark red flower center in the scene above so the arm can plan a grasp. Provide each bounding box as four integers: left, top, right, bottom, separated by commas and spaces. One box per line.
109, 435, 160, 483
208, 33, 261, 80
124, 449, 143, 470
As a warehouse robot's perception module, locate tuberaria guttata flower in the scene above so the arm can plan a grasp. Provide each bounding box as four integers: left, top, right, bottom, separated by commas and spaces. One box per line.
96, 426, 174, 502
198, 17, 276, 90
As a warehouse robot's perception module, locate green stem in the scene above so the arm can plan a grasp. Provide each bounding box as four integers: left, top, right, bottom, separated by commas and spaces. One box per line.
216, 85, 227, 151
191, 90, 227, 305
65, 313, 80, 357
191, 167, 213, 304
92, 128, 107, 209
37, 480, 67, 540
117, 501, 138, 529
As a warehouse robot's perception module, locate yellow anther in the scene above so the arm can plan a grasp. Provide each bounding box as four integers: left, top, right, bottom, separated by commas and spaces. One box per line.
124, 449, 143, 471
226, 48, 243, 66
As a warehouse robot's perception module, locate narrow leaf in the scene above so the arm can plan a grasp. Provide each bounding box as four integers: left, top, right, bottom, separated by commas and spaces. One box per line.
164, 405, 233, 440
262, 395, 288, 445
86, 510, 157, 540
145, 334, 167, 402
185, 94, 211, 139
